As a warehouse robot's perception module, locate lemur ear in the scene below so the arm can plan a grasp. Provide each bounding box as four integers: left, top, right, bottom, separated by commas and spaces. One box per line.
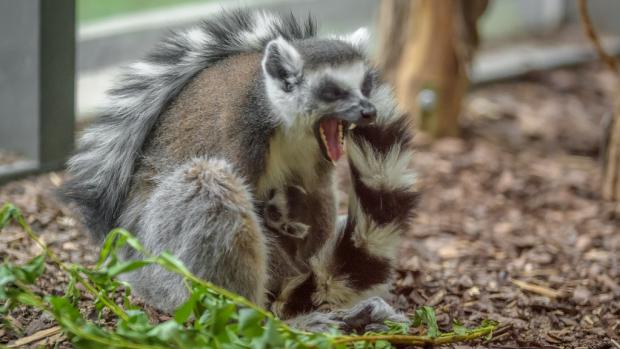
341, 27, 370, 52
262, 37, 304, 90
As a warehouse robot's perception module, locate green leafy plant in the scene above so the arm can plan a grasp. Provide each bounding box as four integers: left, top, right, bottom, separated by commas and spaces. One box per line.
0, 202, 498, 348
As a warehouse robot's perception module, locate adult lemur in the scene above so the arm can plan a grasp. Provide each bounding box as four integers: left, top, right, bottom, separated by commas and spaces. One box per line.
63, 9, 418, 332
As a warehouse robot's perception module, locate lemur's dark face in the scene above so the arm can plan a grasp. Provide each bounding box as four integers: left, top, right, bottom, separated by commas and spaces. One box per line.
262, 35, 378, 163
310, 63, 377, 163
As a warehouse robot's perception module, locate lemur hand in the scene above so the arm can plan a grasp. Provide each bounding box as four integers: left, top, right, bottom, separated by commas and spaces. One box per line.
287, 297, 409, 333
337, 297, 410, 333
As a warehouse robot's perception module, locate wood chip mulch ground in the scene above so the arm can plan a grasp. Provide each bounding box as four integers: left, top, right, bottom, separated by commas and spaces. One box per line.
1, 63, 619, 348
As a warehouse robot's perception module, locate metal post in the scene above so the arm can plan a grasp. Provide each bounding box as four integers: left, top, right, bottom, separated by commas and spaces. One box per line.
0, 0, 75, 183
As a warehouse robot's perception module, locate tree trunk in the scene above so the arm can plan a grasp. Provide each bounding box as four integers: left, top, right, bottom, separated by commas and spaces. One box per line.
377, 0, 488, 138
376, 0, 412, 83
576, 0, 620, 202
603, 94, 620, 201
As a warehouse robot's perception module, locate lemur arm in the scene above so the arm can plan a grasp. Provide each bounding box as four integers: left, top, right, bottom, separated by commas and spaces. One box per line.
273, 106, 419, 319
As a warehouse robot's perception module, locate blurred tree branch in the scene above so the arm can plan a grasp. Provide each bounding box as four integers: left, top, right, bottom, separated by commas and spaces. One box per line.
578, 0, 619, 76
377, 0, 488, 138
578, 0, 620, 202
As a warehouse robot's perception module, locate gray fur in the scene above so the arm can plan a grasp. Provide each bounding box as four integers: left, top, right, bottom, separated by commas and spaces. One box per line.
64, 8, 415, 333
294, 39, 363, 69
122, 157, 267, 311
62, 9, 317, 240
287, 297, 408, 333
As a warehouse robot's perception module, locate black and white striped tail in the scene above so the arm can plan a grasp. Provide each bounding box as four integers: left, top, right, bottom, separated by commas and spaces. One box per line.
273, 84, 419, 318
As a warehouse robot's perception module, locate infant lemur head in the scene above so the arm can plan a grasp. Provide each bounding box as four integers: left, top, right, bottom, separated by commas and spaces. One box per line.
261, 30, 377, 164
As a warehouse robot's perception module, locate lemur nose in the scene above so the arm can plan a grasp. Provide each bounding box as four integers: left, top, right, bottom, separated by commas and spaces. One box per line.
360, 101, 376, 124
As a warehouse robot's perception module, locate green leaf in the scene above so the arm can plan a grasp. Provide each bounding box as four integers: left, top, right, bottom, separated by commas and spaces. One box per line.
174, 292, 198, 324
0, 200, 502, 349
147, 320, 182, 342
48, 296, 84, 324
213, 302, 236, 335
157, 252, 191, 275
481, 319, 499, 327
353, 340, 368, 349
373, 340, 393, 349
126, 309, 150, 325
117, 310, 153, 339
79, 269, 112, 286
259, 318, 284, 348
0, 203, 17, 229
97, 231, 123, 268
0, 265, 16, 288
97, 229, 145, 268
64, 273, 79, 303
452, 320, 467, 336
481, 319, 499, 340
384, 320, 410, 335
16, 254, 46, 284
412, 306, 440, 338
238, 308, 264, 337
122, 233, 145, 254
107, 259, 152, 277
16, 292, 41, 307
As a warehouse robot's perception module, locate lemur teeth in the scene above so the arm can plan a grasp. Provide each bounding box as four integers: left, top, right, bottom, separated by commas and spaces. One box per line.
319, 126, 328, 150
338, 122, 343, 144
349, 123, 357, 130
319, 125, 336, 164
292, 184, 308, 195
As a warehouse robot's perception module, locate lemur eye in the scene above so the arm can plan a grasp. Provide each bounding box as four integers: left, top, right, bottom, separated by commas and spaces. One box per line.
318, 81, 349, 102
361, 71, 375, 97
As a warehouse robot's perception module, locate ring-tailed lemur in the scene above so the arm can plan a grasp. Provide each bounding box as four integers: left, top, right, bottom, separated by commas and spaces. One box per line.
62, 9, 418, 332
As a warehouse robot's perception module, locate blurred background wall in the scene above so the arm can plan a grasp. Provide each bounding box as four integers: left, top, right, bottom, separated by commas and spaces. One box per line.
2, 0, 620, 181
75, 0, 620, 119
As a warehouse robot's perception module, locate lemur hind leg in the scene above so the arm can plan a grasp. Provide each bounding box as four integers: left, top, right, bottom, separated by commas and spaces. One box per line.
274, 112, 419, 332
123, 157, 268, 313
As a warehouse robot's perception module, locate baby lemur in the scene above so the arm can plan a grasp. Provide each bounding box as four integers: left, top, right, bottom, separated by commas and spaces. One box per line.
63, 9, 418, 332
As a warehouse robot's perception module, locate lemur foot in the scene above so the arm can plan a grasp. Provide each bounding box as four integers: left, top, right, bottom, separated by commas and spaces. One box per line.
288, 297, 409, 334
338, 297, 410, 333
286, 312, 346, 333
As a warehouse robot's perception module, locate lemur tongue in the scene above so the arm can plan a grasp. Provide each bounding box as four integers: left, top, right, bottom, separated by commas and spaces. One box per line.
320, 119, 343, 162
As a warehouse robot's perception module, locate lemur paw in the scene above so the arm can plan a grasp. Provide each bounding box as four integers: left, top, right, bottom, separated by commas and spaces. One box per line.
338, 297, 410, 333
286, 311, 346, 333
281, 222, 310, 239
263, 187, 310, 240
285, 297, 408, 334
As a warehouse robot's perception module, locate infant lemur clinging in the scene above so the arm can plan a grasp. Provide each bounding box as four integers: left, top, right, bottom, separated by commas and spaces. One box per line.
62, 9, 419, 332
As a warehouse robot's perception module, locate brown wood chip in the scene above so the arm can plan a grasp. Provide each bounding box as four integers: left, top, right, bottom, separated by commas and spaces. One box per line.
7, 326, 61, 348
511, 279, 563, 299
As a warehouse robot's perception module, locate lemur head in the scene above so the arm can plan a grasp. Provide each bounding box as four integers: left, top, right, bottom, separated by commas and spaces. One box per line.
262, 29, 377, 163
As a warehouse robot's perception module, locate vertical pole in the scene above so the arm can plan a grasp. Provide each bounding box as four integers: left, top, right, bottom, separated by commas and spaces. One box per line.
0, 0, 75, 182
0, 0, 40, 163
39, 0, 76, 170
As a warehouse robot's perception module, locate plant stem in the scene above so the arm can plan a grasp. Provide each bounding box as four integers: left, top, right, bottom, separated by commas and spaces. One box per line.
3, 202, 499, 348
10, 281, 167, 349
332, 325, 496, 346
4, 204, 129, 322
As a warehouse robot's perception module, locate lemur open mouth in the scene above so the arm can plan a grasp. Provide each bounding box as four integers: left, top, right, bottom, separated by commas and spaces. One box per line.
315, 117, 347, 164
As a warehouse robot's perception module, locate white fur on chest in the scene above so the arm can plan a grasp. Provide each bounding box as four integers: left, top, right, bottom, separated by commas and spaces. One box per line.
257, 121, 322, 198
